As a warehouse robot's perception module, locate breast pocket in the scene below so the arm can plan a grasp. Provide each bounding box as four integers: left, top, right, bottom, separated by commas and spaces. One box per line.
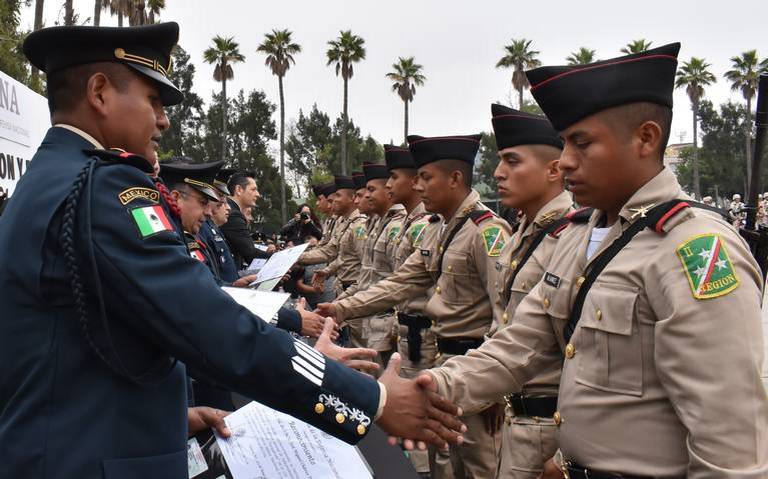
574, 283, 643, 396
440, 249, 473, 302
507, 268, 545, 319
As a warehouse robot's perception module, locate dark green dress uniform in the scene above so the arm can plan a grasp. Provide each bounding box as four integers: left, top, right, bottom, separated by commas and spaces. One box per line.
0, 23, 379, 479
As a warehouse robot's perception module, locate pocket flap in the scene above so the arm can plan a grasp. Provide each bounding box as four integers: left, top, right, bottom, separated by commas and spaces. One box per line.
578, 283, 638, 335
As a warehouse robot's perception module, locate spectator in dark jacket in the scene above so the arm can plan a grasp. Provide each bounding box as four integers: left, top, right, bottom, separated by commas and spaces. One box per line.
220, 172, 274, 269
280, 203, 322, 245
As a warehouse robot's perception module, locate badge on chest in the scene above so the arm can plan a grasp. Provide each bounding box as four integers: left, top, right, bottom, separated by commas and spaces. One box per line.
543, 272, 561, 288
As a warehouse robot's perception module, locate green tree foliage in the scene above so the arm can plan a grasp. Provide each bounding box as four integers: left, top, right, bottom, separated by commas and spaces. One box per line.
285, 104, 333, 186
0, 1, 33, 88
159, 45, 205, 159
566, 47, 596, 65
496, 39, 540, 109
474, 132, 498, 197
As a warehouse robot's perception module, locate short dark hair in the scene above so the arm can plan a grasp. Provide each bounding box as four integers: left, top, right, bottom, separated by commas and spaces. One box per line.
605, 102, 673, 159
434, 159, 473, 188
46, 62, 134, 115
227, 172, 254, 194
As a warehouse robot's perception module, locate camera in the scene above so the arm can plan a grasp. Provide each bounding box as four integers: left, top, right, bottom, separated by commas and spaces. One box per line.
300, 212, 310, 221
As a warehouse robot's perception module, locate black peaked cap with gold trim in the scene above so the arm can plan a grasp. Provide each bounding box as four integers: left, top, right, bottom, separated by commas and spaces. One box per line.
491, 104, 563, 151
363, 163, 389, 183
407, 134, 482, 168
334, 175, 356, 191
159, 159, 223, 201
384, 144, 416, 171
352, 171, 366, 190
526, 43, 680, 131
23, 22, 183, 106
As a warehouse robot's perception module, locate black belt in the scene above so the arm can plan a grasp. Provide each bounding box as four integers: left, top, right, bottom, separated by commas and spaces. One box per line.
436, 337, 483, 356
563, 461, 659, 479
503, 394, 558, 418
397, 313, 432, 363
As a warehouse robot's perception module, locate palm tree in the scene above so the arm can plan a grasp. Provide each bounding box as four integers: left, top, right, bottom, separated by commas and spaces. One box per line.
496, 39, 541, 109
566, 47, 597, 65
30, 0, 45, 88
725, 50, 768, 188
326, 30, 366, 175
257, 29, 301, 223
64, 0, 75, 25
93, 0, 101, 26
147, 0, 164, 23
675, 57, 716, 199
103, 0, 130, 26
203, 36, 246, 162
621, 39, 653, 55
386, 57, 426, 143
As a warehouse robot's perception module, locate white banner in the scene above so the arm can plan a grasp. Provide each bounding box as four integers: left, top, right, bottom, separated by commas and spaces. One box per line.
0, 70, 50, 197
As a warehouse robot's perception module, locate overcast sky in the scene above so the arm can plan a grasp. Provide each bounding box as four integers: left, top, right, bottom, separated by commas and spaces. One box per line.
20, 0, 768, 153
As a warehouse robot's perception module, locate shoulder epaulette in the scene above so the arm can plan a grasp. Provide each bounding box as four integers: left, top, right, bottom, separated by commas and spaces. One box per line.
84, 148, 154, 174
469, 210, 494, 225
429, 214, 441, 223
566, 207, 594, 223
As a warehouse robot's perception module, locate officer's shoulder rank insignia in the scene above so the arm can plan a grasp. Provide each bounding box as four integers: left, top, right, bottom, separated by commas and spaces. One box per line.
130, 205, 173, 239
119, 187, 159, 205
388, 226, 401, 241
676, 233, 739, 299
482, 225, 506, 257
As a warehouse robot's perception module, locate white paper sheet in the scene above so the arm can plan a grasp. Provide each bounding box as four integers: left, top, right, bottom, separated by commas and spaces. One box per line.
221, 287, 289, 322
250, 243, 309, 285
245, 258, 267, 273
215, 401, 372, 479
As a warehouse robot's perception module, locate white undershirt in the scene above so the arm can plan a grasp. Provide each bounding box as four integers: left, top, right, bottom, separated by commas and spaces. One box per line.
586, 226, 611, 260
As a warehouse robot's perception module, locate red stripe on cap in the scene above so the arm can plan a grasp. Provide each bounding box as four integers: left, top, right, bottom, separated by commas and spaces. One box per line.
409, 136, 480, 145
530, 54, 678, 91
654, 202, 689, 234
119, 152, 132, 158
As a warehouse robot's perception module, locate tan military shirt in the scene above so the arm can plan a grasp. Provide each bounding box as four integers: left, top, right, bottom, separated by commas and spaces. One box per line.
335, 190, 512, 341
393, 202, 432, 315
318, 215, 338, 248
430, 168, 768, 477
320, 209, 366, 286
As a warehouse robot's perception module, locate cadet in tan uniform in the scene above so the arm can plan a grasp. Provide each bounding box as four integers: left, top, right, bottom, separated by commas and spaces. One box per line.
318, 135, 510, 479
487, 104, 573, 479
342, 163, 406, 364
422, 44, 768, 478
383, 144, 436, 379
313, 182, 338, 248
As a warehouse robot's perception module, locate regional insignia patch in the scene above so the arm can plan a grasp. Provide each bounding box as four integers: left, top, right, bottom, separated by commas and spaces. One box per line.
388, 226, 401, 241
354, 225, 366, 239
482, 226, 506, 257
410, 223, 427, 247
676, 233, 739, 299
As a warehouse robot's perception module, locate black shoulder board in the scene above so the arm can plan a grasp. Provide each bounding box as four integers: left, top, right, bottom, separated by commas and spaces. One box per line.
469, 210, 494, 225
566, 207, 594, 223
429, 214, 441, 223
84, 148, 154, 174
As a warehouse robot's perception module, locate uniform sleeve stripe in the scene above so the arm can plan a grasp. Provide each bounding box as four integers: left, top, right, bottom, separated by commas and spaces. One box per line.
294, 340, 325, 364
293, 355, 324, 379
294, 344, 326, 370
292, 359, 323, 386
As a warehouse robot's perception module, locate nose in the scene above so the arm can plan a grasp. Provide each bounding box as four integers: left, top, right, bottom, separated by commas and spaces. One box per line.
559, 143, 577, 174
493, 162, 505, 182
156, 106, 170, 131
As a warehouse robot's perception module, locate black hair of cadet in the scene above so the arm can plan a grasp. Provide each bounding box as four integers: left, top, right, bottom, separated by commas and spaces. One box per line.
46, 62, 134, 115
227, 172, 255, 195
435, 159, 473, 188
606, 102, 673, 159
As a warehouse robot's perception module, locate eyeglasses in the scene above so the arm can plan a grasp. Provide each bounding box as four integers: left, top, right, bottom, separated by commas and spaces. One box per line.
178, 190, 209, 208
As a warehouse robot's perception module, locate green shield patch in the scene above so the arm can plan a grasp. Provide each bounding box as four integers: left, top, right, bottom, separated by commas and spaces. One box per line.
676, 233, 739, 299
354, 225, 366, 239
388, 226, 401, 241
482, 226, 506, 257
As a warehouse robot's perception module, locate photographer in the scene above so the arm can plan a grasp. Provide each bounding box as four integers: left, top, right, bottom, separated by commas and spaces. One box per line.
279, 204, 322, 245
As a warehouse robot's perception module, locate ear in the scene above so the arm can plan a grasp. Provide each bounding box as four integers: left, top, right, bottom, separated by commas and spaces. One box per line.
85, 72, 112, 117
636, 120, 663, 160
449, 170, 463, 189
545, 159, 561, 183
170, 189, 181, 201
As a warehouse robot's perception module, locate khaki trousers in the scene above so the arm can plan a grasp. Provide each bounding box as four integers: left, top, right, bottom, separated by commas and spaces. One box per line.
496, 410, 558, 479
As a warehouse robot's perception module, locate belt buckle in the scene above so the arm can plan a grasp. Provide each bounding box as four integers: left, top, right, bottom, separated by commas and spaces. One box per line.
561, 460, 571, 479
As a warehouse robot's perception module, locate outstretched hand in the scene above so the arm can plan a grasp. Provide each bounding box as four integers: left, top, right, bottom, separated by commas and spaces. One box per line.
314, 302, 337, 320
314, 318, 380, 374
296, 298, 335, 339
376, 354, 465, 451
187, 406, 230, 438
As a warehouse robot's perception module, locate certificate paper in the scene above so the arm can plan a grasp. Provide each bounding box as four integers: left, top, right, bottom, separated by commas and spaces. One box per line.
221, 287, 289, 323
250, 243, 309, 285
215, 401, 373, 479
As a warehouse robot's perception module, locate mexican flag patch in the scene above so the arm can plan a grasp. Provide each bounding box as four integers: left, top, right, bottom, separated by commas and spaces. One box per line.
482, 226, 506, 257
131, 205, 173, 238
676, 233, 739, 299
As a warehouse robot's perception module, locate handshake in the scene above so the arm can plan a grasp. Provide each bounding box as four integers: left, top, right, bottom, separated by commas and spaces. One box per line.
306, 301, 466, 450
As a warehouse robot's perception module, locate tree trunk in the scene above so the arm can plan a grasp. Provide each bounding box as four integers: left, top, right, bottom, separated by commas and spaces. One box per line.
30, 0, 44, 89
118, 11, 123, 27
279, 74, 287, 223
64, 0, 74, 25
518, 85, 523, 110
403, 99, 409, 144
341, 75, 348, 175
692, 101, 701, 199
93, 0, 101, 25
746, 96, 753, 193
221, 70, 228, 163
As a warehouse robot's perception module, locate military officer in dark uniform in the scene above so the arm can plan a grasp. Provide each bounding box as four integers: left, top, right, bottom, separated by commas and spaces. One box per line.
0, 23, 464, 479
199, 167, 239, 283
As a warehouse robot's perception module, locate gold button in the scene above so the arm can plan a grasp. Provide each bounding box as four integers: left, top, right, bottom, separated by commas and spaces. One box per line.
357, 424, 366, 435
576, 276, 585, 286
533, 416, 541, 423
596, 309, 602, 321
114, 47, 125, 59
432, 319, 437, 327
336, 413, 345, 424
315, 403, 325, 414
521, 282, 527, 289
502, 312, 509, 324
553, 411, 562, 426
510, 260, 518, 270
448, 265, 453, 271
439, 246, 444, 253
504, 417, 511, 425
543, 297, 550, 308
565, 343, 575, 359
436, 286, 441, 294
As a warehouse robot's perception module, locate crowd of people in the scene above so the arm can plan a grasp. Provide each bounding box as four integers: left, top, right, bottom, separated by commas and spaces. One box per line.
0, 20, 766, 479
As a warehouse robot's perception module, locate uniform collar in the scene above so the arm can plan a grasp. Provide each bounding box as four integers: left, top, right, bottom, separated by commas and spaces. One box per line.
444, 189, 481, 224
615, 167, 682, 225
532, 190, 573, 228
53, 124, 105, 149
